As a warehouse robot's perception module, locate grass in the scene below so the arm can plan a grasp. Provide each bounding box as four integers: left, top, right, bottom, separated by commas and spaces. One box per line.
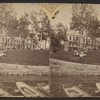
0, 49, 49, 66
51, 50, 100, 65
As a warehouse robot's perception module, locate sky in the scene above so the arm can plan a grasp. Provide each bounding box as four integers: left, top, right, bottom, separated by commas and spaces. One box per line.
11, 3, 41, 18
11, 3, 100, 29
51, 4, 100, 28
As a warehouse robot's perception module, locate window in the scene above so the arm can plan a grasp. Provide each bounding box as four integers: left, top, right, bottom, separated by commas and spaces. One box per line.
73, 37, 75, 40
2, 38, 4, 41
88, 39, 90, 43
76, 37, 78, 41
69, 36, 71, 40
8, 38, 9, 42
95, 40, 97, 43
83, 38, 85, 42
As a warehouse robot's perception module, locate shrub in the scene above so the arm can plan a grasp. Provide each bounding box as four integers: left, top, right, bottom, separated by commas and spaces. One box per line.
52, 47, 59, 53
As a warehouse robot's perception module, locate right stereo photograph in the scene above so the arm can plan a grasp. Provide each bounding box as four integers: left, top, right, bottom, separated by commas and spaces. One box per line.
50, 3, 100, 97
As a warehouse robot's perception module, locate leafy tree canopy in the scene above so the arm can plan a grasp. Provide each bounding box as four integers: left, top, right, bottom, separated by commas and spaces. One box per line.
70, 4, 100, 37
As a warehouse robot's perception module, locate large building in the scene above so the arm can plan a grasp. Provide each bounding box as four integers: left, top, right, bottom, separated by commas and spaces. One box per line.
64, 30, 100, 51
0, 34, 50, 50
1, 36, 24, 49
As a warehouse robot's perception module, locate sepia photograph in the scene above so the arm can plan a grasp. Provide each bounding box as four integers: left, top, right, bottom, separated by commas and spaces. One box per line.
0, 3, 50, 97
2, 2, 100, 98
50, 3, 100, 97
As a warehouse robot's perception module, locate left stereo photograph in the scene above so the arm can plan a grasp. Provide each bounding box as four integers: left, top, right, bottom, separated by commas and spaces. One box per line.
0, 3, 50, 97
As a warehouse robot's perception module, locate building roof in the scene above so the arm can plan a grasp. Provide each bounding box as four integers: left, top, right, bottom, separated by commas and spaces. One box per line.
67, 30, 88, 37
67, 30, 80, 36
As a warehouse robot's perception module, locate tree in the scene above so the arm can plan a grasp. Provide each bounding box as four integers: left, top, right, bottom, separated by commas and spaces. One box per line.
30, 11, 40, 41
6, 15, 19, 37
18, 13, 30, 38
70, 4, 100, 37
39, 10, 50, 40
0, 3, 14, 34
88, 17, 100, 37
56, 22, 68, 41
50, 23, 68, 48
50, 25, 60, 47
30, 10, 51, 49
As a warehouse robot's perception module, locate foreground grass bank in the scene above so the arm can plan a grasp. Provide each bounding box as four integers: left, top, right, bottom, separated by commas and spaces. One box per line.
0, 49, 49, 66
51, 50, 100, 65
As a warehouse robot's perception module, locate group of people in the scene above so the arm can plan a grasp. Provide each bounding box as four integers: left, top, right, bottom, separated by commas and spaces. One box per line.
73, 50, 87, 57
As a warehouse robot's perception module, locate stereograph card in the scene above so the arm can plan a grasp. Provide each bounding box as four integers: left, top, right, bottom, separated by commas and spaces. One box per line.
0, 2, 100, 98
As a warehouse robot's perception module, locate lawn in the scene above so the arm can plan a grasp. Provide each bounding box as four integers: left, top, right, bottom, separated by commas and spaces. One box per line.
51, 50, 100, 65
0, 49, 49, 66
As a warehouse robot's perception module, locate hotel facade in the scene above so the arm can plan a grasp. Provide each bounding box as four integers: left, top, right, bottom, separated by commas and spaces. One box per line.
64, 30, 100, 51
0, 34, 50, 50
